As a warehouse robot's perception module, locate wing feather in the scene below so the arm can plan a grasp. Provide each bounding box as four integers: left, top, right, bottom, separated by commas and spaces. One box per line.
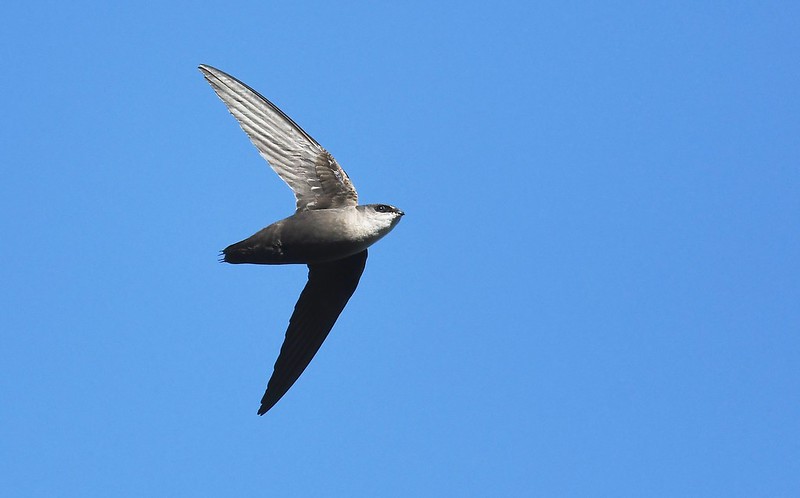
199, 64, 358, 211
258, 250, 368, 414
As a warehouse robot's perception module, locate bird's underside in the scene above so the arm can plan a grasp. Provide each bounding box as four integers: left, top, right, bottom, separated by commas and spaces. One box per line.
221, 207, 374, 266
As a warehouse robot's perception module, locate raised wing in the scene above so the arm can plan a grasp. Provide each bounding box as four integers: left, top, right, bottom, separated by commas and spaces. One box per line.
258, 250, 368, 415
199, 64, 358, 211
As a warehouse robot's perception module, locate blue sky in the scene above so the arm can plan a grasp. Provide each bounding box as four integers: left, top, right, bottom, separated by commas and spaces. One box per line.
2, 1, 798, 496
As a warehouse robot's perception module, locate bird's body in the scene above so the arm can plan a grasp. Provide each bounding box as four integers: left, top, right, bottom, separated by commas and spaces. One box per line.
223, 205, 401, 265
199, 64, 403, 415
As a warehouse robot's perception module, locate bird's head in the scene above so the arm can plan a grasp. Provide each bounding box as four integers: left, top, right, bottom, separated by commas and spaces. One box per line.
359, 203, 405, 232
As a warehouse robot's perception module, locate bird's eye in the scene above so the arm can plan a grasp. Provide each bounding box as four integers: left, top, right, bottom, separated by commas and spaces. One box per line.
376, 205, 389, 213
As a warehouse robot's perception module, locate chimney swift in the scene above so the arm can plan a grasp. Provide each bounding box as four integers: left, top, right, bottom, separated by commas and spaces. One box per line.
199, 64, 404, 415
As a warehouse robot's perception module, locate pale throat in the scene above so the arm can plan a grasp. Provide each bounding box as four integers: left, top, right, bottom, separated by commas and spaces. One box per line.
347, 209, 397, 242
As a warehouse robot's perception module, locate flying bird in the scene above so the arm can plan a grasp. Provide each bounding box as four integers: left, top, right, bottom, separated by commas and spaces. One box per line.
199, 64, 404, 415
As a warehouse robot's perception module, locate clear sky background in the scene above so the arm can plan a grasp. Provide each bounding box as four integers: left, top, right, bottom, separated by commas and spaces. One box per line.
2, 1, 798, 496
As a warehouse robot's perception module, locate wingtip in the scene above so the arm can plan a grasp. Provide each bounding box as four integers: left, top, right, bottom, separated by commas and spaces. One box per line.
257, 401, 274, 416
198, 64, 218, 78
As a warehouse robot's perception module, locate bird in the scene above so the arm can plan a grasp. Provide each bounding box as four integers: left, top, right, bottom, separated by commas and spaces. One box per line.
198, 64, 404, 415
